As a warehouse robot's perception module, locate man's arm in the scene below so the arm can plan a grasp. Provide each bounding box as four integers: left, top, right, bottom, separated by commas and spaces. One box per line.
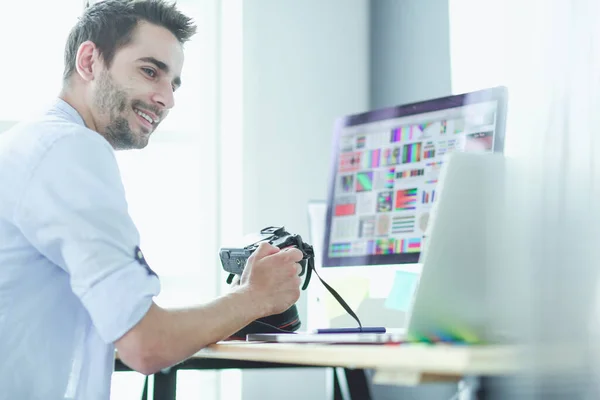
115, 243, 303, 375
115, 290, 259, 375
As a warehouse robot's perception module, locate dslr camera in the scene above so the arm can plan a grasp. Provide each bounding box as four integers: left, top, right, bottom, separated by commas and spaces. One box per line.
219, 226, 315, 338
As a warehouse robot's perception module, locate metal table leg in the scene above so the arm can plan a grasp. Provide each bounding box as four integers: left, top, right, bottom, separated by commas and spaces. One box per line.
153, 368, 177, 400
334, 368, 372, 400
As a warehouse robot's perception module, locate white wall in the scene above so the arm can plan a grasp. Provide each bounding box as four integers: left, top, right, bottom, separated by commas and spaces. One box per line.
240, 0, 369, 399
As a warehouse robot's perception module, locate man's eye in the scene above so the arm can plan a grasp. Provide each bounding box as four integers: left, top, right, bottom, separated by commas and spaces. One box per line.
142, 68, 156, 78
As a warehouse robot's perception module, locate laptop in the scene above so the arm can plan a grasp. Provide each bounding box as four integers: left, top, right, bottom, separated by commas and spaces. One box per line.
248, 151, 512, 344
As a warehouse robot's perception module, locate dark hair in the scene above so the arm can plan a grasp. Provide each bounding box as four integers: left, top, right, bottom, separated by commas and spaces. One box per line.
63, 0, 196, 82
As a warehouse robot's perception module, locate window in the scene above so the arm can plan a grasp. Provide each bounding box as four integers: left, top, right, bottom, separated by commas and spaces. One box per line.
0, 0, 81, 121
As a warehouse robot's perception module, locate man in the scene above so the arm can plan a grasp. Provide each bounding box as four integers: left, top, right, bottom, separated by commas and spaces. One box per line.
0, 0, 303, 398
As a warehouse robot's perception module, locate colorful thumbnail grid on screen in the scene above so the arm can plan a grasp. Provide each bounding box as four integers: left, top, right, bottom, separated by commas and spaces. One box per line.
330, 237, 422, 256
329, 103, 497, 259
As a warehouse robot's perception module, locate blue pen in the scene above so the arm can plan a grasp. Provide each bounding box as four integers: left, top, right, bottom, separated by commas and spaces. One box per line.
315, 327, 387, 334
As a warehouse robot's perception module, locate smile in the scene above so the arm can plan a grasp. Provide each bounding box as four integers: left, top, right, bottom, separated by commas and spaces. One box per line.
134, 108, 159, 126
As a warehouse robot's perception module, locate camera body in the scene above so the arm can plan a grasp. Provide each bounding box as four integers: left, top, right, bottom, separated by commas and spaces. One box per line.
219, 226, 315, 337
219, 226, 314, 290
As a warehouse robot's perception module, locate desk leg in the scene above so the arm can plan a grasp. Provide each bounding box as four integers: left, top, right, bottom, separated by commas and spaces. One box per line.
334, 368, 372, 400
460, 377, 484, 400
154, 368, 177, 400
142, 377, 148, 400
333, 367, 348, 400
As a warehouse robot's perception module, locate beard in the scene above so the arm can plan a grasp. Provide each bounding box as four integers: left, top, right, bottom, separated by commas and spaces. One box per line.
92, 70, 155, 150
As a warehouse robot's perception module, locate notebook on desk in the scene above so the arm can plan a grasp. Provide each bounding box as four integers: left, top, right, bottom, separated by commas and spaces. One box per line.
247, 152, 511, 345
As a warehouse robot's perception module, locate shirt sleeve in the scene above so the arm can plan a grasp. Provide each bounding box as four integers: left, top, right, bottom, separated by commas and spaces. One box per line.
13, 132, 161, 344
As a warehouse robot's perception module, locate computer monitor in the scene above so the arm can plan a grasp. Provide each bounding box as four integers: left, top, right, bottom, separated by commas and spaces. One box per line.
321, 86, 508, 268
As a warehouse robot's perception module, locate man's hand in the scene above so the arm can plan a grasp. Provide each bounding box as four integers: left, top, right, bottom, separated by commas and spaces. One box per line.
237, 242, 303, 317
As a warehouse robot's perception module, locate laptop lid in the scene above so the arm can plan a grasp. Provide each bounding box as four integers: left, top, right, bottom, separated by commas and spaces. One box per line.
405, 151, 511, 344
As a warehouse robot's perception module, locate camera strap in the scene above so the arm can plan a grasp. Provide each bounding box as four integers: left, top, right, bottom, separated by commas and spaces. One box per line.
308, 259, 364, 330
295, 236, 364, 330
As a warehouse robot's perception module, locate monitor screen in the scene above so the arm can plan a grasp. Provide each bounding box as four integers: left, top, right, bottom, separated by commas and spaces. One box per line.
322, 86, 508, 268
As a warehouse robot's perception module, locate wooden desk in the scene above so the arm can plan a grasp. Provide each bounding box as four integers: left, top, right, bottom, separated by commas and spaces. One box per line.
198, 341, 518, 385
117, 341, 519, 400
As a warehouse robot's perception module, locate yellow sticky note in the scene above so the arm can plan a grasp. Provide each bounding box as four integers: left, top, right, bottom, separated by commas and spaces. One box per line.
322, 277, 370, 320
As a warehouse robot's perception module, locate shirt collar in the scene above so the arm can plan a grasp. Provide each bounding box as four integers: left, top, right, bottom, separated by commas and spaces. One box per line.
51, 98, 87, 127
49, 98, 115, 151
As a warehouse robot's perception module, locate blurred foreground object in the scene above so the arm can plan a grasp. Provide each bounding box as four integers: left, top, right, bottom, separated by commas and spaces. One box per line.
467, 0, 600, 398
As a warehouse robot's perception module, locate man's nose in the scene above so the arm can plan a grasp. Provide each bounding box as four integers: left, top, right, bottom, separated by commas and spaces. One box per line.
152, 81, 175, 110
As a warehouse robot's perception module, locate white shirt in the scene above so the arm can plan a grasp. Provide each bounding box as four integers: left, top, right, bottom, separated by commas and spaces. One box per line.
0, 99, 161, 399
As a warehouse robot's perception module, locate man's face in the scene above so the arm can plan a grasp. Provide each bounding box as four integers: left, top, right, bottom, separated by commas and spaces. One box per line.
90, 22, 184, 150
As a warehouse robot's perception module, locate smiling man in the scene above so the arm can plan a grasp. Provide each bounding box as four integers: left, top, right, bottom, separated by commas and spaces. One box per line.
0, 1, 304, 399
61, 5, 185, 150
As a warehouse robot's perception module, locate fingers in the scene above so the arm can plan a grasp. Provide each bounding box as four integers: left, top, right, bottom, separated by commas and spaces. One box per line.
250, 242, 280, 260
251, 245, 304, 284
262, 247, 303, 265
282, 247, 304, 263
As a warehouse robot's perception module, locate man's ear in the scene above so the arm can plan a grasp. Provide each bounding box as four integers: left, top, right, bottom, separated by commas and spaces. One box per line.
75, 41, 101, 82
